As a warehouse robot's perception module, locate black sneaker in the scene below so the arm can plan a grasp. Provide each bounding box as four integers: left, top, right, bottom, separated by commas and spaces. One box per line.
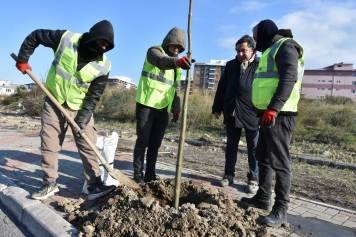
240, 195, 271, 211
32, 181, 59, 200
261, 208, 287, 227
144, 173, 160, 183
134, 172, 146, 187
87, 184, 116, 200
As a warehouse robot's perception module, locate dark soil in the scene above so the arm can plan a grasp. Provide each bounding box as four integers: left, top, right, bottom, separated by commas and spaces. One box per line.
58, 179, 287, 237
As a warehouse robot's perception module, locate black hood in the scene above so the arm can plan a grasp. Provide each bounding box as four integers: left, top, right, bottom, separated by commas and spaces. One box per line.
255, 19, 278, 52
80, 20, 115, 58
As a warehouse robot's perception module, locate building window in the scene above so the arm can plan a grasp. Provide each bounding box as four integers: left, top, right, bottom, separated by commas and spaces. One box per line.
337, 73, 342, 75
318, 80, 320, 82
352, 81, 356, 85
352, 90, 356, 93
317, 88, 320, 90
352, 73, 356, 77
321, 80, 325, 82
328, 80, 332, 82
321, 88, 325, 90
337, 81, 341, 83
5, 89, 11, 92
336, 89, 340, 91
328, 88, 332, 90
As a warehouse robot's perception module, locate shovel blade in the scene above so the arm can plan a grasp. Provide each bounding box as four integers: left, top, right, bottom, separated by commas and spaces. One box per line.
112, 169, 141, 189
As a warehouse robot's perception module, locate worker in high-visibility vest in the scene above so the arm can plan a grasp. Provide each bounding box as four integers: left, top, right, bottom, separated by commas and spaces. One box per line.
241, 19, 305, 228
133, 27, 191, 186
15, 20, 116, 201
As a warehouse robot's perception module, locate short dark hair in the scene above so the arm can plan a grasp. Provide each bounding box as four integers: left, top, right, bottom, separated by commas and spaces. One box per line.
236, 35, 254, 48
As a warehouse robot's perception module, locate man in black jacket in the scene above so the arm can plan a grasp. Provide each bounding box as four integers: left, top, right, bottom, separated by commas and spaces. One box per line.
15, 20, 116, 200
212, 35, 259, 194
241, 19, 304, 227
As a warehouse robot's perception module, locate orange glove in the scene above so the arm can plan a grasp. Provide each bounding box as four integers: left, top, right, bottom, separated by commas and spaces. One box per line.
171, 110, 180, 123
15, 61, 32, 74
176, 56, 191, 70
261, 109, 277, 127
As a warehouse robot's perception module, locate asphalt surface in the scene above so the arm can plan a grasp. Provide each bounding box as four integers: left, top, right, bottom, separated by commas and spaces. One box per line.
0, 202, 33, 237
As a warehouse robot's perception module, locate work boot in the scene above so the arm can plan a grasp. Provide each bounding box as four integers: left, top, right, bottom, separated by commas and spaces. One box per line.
219, 175, 234, 187
247, 178, 259, 194
32, 180, 59, 200
261, 208, 287, 227
87, 177, 116, 200
134, 172, 146, 187
240, 195, 272, 211
144, 172, 160, 183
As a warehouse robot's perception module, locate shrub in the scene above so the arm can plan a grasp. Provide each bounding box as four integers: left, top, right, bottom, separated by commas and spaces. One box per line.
96, 88, 136, 122
21, 87, 45, 116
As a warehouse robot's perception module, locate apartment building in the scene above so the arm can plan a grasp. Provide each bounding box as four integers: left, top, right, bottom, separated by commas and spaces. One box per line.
301, 63, 356, 101
107, 76, 137, 90
188, 60, 228, 94
0, 80, 23, 95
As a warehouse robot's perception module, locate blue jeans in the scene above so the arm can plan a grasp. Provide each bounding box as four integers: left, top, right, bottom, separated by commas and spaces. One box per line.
224, 125, 259, 180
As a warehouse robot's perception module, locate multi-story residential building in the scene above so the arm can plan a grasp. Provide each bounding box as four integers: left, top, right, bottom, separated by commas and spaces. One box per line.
0, 80, 23, 95
301, 63, 356, 101
107, 76, 137, 90
188, 60, 228, 94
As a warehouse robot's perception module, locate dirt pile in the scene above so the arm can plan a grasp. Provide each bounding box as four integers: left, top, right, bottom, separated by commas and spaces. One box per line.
58, 179, 276, 237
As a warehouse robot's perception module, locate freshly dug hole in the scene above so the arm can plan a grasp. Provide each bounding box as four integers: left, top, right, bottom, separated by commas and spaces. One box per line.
58, 179, 271, 237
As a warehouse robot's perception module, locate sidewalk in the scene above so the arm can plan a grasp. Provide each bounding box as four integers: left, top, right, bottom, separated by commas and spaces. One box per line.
0, 128, 355, 237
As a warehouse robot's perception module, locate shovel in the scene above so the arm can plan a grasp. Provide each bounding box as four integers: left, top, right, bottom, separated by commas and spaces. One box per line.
10, 53, 140, 190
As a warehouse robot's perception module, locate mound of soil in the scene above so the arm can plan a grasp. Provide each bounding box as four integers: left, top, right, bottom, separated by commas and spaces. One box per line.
58, 179, 286, 237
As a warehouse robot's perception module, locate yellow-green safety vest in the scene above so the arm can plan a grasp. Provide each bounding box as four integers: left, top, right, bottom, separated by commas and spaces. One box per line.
136, 45, 182, 112
252, 38, 304, 112
46, 31, 111, 110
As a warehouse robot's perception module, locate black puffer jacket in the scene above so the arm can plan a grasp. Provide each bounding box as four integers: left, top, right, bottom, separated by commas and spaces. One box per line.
144, 27, 186, 112
17, 20, 115, 125
212, 56, 259, 131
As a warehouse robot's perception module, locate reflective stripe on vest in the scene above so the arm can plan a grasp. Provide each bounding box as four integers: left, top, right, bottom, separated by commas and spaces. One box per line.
136, 45, 182, 111
140, 71, 173, 86
52, 32, 111, 89
46, 31, 111, 110
252, 38, 305, 111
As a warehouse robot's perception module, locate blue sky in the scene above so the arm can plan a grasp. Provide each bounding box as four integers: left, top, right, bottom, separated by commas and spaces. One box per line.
2, 0, 356, 85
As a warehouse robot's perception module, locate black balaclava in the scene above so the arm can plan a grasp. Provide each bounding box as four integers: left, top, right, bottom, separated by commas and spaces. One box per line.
80, 20, 115, 59
255, 19, 278, 52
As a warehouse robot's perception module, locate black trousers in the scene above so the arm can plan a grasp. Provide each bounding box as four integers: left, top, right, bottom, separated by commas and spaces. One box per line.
255, 115, 297, 213
133, 103, 169, 175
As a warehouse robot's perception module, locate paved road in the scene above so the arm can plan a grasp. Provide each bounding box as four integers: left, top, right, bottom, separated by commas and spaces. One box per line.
0, 202, 33, 237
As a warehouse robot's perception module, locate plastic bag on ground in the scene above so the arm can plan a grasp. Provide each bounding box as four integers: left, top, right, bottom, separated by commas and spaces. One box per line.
82, 130, 120, 194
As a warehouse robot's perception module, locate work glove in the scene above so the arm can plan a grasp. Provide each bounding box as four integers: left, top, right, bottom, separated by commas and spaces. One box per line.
73, 121, 86, 138
171, 110, 180, 123
15, 61, 32, 74
176, 56, 191, 70
261, 109, 278, 128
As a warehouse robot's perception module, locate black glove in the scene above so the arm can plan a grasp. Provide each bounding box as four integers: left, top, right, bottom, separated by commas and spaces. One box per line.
73, 121, 86, 138
171, 110, 180, 123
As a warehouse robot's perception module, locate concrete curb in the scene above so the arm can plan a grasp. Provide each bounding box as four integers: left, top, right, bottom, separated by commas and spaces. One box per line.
0, 172, 78, 237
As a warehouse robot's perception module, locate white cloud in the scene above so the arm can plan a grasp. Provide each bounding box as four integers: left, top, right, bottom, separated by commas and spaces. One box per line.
230, 1, 269, 13
276, 0, 356, 69
217, 37, 238, 52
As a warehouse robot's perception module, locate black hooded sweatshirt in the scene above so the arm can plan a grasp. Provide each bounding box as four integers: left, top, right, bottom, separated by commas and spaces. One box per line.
17, 20, 115, 124
255, 19, 303, 116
